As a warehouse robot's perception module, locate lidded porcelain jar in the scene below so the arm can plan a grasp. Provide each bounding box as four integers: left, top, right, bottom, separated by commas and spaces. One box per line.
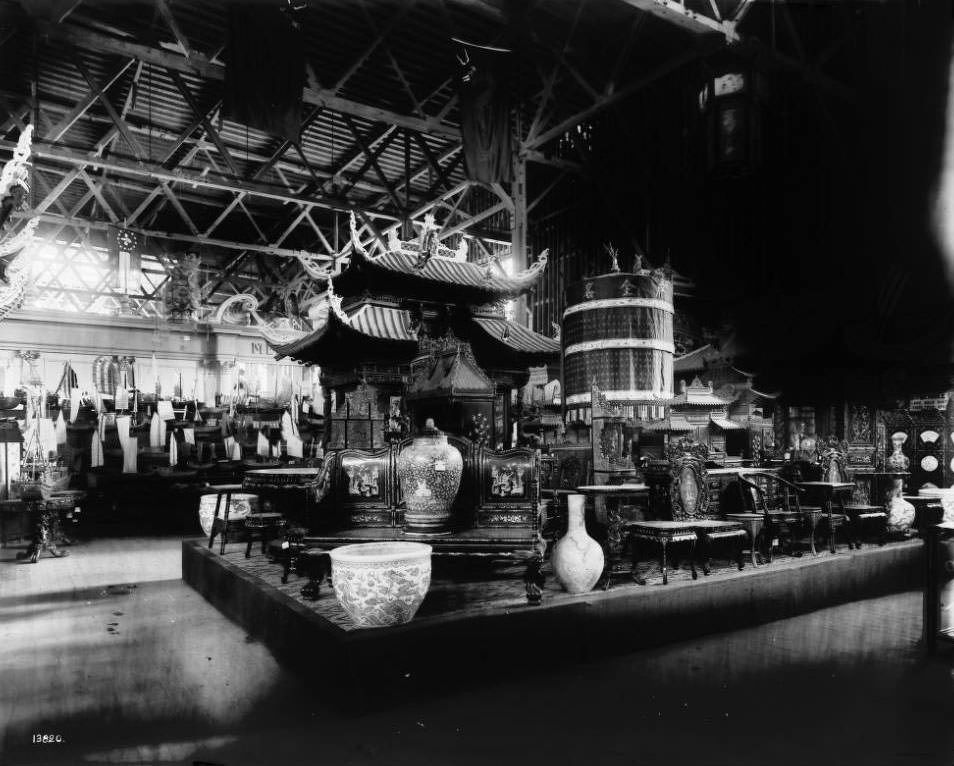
397, 418, 463, 535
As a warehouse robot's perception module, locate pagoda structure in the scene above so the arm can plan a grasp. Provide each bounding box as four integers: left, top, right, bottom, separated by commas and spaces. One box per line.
272, 213, 559, 450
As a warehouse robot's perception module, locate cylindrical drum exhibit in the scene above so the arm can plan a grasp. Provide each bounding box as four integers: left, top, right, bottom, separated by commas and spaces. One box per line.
562, 270, 674, 408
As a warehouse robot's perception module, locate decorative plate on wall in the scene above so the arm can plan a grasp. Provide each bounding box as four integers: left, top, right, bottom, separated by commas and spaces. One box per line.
922, 455, 940, 473
921, 430, 940, 444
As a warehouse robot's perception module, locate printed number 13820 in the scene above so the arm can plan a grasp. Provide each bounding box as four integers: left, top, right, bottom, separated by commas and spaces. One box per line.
33, 734, 64, 743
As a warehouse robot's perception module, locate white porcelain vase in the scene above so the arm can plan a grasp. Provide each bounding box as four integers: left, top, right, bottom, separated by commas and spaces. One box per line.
551, 494, 604, 594
330, 542, 432, 628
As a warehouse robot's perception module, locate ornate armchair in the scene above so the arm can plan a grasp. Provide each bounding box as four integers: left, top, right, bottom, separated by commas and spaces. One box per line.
818, 438, 887, 547
629, 439, 746, 585
738, 471, 822, 558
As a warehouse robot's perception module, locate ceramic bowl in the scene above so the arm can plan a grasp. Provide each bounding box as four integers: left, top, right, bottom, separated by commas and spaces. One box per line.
197, 492, 259, 537
329, 542, 432, 628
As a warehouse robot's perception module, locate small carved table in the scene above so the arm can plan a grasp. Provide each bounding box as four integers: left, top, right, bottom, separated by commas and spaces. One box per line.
9, 494, 82, 563
243, 512, 288, 558
626, 521, 700, 585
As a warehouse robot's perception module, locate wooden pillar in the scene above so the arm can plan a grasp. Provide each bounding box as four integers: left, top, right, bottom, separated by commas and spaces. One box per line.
512, 151, 529, 327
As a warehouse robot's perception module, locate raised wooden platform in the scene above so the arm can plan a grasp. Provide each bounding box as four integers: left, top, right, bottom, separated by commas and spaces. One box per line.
182, 538, 923, 707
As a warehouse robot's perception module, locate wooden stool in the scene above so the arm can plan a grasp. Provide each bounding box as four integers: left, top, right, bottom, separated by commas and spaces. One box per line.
243, 512, 287, 558
205, 484, 245, 555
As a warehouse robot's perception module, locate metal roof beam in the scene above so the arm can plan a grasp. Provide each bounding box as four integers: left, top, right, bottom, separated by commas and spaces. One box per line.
3, 139, 403, 222
18, 211, 335, 260
36, 21, 461, 139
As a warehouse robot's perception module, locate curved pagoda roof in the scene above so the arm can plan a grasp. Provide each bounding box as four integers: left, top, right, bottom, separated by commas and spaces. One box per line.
272, 282, 560, 368
329, 212, 549, 304
270, 289, 418, 365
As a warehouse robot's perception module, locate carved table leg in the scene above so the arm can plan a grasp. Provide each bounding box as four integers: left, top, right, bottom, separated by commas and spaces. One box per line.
244, 532, 254, 559
632, 536, 648, 586
524, 555, 545, 605
808, 514, 819, 557
700, 535, 712, 576
688, 537, 698, 580
750, 526, 761, 567
737, 534, 745, 571
660, 539, 669, 586
825, 499, 837, 554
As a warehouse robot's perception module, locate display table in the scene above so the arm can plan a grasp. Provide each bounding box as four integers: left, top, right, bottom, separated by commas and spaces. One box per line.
795, 481, 855, 553
304, 527, 545, 604
1, 492, 84, 562
243, 466, 323, 527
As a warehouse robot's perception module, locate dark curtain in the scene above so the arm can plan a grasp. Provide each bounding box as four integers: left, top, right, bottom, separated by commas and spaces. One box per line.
458, 45, 512, 185
223, 5, 305, 144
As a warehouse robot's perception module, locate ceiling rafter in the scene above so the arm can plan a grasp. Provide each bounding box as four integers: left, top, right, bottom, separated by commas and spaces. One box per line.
36, 20, 461, 139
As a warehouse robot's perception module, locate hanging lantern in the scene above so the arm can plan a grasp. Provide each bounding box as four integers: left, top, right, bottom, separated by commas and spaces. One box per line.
698, 54, 770, 177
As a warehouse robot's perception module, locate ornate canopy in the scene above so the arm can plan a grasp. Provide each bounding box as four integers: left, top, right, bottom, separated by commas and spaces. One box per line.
326, 212, 549, 305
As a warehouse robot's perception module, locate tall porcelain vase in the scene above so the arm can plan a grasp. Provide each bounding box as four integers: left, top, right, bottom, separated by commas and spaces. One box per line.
551, 494, 604, 593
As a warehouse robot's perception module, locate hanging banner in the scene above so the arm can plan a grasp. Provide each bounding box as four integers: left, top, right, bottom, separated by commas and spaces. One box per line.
223, 5, 305, 143
457, 43, 512, 185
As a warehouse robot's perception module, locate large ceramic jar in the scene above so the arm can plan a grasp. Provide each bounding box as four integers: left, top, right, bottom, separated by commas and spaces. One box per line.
551, 494, 605, 593
330, 542, 432, 628
397, 419, 463, 535
197, 492, 258, 537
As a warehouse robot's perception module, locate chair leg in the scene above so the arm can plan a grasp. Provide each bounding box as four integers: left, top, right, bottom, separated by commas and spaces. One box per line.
220, 491, 232, 556
688, 538, 697, 580
737, 536, 745, 571
208, 492, 223, 550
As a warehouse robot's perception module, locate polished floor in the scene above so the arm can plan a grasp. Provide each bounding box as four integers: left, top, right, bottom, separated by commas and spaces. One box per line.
1, 536, 953, 766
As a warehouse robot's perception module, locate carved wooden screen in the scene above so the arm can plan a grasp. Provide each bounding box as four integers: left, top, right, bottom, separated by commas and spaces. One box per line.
665, 439, 713, 520
475, 447, 539, 528
333, 447, 395, 527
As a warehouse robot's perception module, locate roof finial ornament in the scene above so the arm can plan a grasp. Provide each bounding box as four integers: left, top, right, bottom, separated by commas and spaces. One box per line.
349, 211, 369, 259
604, 242, 620, 273
326, 275, 349, 324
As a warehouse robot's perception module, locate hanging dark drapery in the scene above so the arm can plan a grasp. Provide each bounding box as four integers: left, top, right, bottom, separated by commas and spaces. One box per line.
457, 43, 512, 185
223, 5, 305, 144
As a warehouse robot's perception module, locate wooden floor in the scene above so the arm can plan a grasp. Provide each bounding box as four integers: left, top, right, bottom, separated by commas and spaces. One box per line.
2, 535, 954, 766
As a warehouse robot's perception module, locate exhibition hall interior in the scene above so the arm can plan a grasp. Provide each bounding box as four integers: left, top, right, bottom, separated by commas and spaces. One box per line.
2, 0, 954, 764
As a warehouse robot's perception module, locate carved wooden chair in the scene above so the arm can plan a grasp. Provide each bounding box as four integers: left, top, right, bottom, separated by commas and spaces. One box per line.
818, 441, 887, 548
737, 471, 822, 558
780, 458, 851, 553
628, 440, 746, 585
539, 447, 591, 539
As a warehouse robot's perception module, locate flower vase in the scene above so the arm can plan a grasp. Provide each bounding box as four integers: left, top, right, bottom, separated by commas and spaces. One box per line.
551, 494, 604, 593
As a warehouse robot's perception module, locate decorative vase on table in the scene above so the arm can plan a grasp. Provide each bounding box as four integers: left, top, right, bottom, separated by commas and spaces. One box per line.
885, 432, 915, 533
330, 542, 432, 628
397, 418, 462, 535
551, 494, 604, 593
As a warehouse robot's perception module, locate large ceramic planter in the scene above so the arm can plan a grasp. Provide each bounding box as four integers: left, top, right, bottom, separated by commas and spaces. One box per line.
330, 542, 432, 628
551, 494, 604, 593
197, 492, 259, 537
397, 419, 462, 535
